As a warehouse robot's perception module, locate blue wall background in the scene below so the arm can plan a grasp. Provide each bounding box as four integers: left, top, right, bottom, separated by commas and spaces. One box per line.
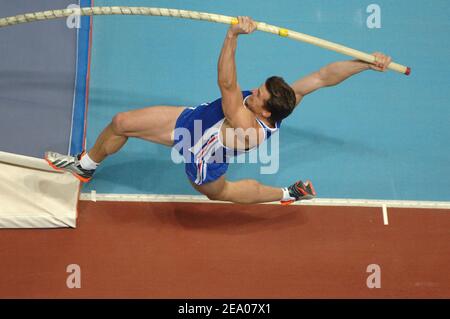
83, 0, 450, 201
0, 0, 78, 157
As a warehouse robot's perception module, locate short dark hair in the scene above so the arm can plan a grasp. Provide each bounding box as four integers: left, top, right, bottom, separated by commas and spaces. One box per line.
264, 76, 296, 124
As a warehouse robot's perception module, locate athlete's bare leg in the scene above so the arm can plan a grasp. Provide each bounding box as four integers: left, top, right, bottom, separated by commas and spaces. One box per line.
191, 175, 283, 204
88, 106, 186, 163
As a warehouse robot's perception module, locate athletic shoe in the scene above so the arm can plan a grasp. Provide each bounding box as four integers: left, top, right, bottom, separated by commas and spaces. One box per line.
280, 180, 316, 205
44, 151, 95, 183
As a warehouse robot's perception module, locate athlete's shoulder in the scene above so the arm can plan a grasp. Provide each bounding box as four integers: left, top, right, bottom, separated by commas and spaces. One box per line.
242, 90, 252, 97
215, 90, 251, 99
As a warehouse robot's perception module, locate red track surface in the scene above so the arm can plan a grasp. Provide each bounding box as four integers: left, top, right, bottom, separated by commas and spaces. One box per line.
0, 201, 449, 298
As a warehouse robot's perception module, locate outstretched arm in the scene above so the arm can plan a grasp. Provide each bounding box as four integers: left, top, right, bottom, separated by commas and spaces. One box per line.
218, 16, 257, 128
291, 52, 392, 105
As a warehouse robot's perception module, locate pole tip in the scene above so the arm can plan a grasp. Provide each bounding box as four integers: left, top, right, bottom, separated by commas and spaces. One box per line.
405, 67, 411, 76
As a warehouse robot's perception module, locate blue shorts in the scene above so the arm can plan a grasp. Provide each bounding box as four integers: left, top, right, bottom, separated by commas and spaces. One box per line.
173, 107, 229, 185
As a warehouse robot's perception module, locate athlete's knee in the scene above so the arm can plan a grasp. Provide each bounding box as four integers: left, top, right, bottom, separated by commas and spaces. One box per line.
111, 112, 131, 135
215, 179, 259, 204
205, 191, 225, 202
202, 181, 234, 202
197, 187, 225, 201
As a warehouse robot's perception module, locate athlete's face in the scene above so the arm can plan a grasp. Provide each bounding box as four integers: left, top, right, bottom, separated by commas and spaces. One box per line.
247, 83, 272, 119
